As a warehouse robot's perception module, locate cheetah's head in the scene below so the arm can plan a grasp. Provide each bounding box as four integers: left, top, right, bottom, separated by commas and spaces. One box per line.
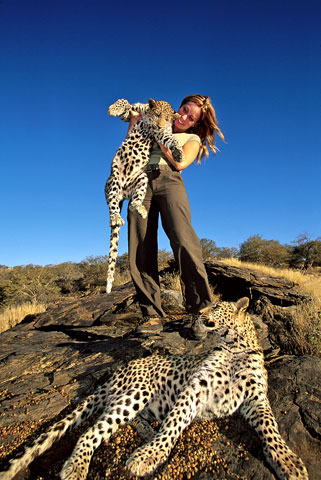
199, 297, 250, 332
146, 98, 181, 129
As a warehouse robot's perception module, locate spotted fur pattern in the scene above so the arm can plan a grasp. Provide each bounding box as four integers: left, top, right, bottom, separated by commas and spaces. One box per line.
0, 298, 308, 480
105, 98, 183, 293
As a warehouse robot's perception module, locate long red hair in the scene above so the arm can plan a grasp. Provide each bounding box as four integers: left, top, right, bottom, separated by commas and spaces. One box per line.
179, 94, 225, 163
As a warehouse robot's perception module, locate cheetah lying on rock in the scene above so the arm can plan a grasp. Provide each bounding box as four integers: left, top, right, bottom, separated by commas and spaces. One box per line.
0, 298, 308, 480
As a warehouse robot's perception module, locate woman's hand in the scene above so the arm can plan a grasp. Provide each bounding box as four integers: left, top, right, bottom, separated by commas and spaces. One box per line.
159, 141, 200, 171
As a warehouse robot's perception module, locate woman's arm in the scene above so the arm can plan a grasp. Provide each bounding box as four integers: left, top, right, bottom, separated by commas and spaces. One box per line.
159, 141, 200, 171
126, 111, 142, 138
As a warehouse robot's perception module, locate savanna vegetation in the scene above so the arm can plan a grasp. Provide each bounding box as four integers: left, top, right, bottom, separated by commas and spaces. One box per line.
1, 234, 320, 354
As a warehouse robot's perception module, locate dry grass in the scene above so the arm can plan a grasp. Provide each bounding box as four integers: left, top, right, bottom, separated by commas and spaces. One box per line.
288, 300, 321, 356
161, 271, 182, 292
113, 270, 132, 288
0, 302, 47, 334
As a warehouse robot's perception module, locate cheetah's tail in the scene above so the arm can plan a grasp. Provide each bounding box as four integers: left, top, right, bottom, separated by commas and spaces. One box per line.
106, 225, 121, 294
0, 391, 101, 480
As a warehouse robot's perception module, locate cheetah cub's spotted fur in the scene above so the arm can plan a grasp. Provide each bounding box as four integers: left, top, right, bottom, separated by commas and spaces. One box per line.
0, 298, 308, 480
105, 98, 183, 293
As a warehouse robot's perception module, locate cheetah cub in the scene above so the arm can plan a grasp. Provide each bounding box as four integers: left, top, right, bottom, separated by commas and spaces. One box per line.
105, 98, 183, 293
0, 298, 308, 480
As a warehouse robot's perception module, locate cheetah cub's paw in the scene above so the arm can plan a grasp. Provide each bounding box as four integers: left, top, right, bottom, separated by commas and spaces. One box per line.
128, 202, 147, 218
126, 445, 167, 477
108, 99, 130, 117
135, 205, 147, 218
172, 146, 184, 163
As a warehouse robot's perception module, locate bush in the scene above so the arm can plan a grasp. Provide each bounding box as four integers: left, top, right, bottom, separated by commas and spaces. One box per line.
239, 235, 289, 267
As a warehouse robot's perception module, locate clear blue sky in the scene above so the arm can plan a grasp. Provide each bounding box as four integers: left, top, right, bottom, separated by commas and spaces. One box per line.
1, 0, 320, 267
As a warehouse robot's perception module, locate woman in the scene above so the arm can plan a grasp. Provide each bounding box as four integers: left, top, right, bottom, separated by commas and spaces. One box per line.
127, 94, 225, 337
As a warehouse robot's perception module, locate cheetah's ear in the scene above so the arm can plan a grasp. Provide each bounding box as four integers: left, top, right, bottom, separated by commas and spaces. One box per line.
148, 98, 157, 108
235, 297, 249, 313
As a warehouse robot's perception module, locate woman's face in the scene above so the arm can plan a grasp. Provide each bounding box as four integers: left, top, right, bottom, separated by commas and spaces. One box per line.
173, 101, 202, 133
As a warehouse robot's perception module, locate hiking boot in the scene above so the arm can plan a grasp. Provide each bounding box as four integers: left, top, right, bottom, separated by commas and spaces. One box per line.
191, 314, 208, 340
135, 316, 164, 335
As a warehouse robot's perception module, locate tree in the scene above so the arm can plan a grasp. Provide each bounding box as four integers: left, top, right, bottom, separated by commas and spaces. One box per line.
3, 265, 61, 306
53, 262, 83, 294
200, 238, 220, 261
216, 247, 239, 259
79, 256, 108, 290
116, 253, 130, 272
239, 235, 289, 266
289, 234, 321, 269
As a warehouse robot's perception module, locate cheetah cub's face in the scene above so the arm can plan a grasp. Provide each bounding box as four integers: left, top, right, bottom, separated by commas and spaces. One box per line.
146, 98, 181, 129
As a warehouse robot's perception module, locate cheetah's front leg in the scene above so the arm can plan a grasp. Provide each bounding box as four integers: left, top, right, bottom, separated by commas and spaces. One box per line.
240, 396, 308, 480
108, 98, 131, 121
127, 386, 198, 477
167, 140, 185, 163
153, 130, 185, 163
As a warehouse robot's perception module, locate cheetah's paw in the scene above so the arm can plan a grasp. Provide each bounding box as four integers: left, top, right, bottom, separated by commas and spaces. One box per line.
266, 444, 309, 480
136, 205, 147, 219
128, 204, 147, 219
109, 214, 125, 227
126, 446, 167, 477
60, 458, 89, 480
172, 148, 184, 163
108, 99, 130, 117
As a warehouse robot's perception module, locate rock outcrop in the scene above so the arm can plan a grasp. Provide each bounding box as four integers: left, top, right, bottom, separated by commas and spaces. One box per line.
0, 261, 320, 479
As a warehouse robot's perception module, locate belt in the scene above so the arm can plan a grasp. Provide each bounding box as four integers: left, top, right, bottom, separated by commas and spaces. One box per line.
145, 164, 178, 172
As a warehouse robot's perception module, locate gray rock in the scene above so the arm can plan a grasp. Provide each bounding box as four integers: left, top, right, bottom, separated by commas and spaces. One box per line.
161, 288, 184, 311
204, 260, 310, 306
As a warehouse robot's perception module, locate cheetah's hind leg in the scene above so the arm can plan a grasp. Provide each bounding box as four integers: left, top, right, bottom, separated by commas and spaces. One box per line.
61, 389, 154, 480
127, 385, 198, 477
128, 174, 148, 218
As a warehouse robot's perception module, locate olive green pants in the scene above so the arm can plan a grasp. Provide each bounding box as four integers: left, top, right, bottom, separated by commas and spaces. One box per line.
127, 166, 212, 317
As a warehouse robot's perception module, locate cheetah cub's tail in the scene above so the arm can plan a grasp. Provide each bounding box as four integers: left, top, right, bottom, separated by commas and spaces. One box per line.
106, 224, 121, 294
0, 392, 100, 480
